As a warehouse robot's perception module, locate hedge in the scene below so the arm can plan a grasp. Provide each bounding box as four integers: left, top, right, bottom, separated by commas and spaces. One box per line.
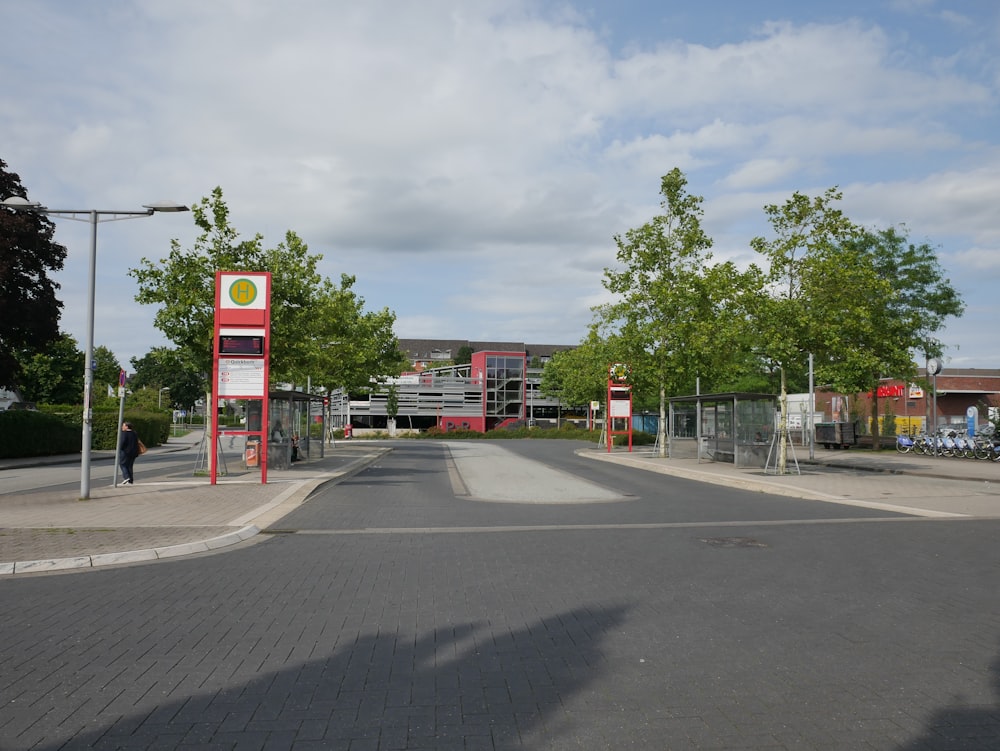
0, 409, 171, 459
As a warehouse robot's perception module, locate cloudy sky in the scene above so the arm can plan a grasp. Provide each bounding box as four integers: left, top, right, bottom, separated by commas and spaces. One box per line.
3, 0, 999, 372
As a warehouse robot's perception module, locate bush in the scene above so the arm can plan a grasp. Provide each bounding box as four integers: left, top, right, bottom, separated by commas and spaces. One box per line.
91, 411, 171, 449
2, 408, 171, 456
0, 410, 80, 458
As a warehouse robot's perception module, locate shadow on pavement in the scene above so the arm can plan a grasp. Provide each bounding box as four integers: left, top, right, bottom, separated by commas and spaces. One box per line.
32, 604, 629, 750
896, 652, 1000, 750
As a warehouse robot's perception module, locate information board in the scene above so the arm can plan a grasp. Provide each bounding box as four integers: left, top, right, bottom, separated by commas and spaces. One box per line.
217, 357, 266, 397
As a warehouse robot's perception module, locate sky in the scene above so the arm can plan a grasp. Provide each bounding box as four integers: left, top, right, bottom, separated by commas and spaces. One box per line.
2, 0, 999, 373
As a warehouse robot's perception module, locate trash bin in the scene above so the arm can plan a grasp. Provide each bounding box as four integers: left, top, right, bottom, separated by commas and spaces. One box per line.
245, 439, 260, 468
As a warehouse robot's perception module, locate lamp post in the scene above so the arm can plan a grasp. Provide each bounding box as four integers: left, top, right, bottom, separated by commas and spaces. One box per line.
159, 387, 170, 409
2, 196, 188, 499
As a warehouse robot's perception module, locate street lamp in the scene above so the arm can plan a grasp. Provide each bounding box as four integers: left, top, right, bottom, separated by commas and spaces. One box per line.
2, 195, 189, 498
159, 387, 170, 408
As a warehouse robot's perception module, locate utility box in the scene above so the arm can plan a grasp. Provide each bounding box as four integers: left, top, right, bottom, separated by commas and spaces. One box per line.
815, 421, 856, 449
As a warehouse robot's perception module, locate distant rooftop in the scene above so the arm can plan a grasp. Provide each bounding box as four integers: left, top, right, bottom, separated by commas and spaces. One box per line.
398, 338, 575, 364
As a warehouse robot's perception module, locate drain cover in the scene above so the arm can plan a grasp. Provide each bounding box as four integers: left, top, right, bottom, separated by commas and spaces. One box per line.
699, 536, 768, 548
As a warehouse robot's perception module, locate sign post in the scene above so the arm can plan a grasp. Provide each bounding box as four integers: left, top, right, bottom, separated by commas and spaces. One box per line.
607, 363, 633, 452
211, 271, 271, 484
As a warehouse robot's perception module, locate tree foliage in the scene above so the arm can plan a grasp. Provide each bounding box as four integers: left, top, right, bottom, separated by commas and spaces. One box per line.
295, 273, 407, 394
539, 330, 621, 409
129, 346, 205, 412
17, 333, 83, 404
93, 345, 122, 394
820, 227, 962, 446
0, 159, 67, 390
749, 188, 862, 381
595, 169, 754, 455
455, 345, 474, 366
750, 189, 962, 450
130, 187, 405, 393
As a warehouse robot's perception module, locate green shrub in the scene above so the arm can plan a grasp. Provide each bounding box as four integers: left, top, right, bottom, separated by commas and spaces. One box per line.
0, 410, 80, 458
3, 408, 171, 456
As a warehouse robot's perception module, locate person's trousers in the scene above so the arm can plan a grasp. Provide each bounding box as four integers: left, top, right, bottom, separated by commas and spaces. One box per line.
120, 458, 136, 483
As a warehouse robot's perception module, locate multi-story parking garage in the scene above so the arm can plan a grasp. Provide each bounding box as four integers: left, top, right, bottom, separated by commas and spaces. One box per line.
329, 341, 573, 433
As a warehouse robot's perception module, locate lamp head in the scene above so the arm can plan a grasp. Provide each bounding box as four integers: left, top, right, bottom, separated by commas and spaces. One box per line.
1, 196, 44, 210
142, 201, 189, 213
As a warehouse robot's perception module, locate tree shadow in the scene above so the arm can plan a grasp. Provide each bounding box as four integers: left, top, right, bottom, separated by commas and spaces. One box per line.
35, 604, 629, 750
896, 653, 1000, 750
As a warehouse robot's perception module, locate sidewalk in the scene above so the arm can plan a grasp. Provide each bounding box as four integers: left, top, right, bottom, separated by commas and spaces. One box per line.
4, 438, 999, 575
0, 432, 390, 575
584, 443, 1000, 518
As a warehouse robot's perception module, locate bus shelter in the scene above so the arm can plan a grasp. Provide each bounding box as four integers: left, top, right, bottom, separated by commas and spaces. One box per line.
245, 390, 327, 471
668, 392, 777, 468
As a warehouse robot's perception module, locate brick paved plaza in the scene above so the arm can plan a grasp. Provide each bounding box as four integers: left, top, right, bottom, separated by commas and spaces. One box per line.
2, 441, 999, 749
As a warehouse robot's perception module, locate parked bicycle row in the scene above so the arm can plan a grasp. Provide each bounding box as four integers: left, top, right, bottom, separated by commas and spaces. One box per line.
896, 428, 1000, 460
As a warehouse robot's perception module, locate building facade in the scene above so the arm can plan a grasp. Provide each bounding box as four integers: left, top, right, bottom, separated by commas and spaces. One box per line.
818, 367, 1000, 434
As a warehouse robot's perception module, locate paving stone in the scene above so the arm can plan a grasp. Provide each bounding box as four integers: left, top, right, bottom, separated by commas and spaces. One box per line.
1, 442, 1000, 748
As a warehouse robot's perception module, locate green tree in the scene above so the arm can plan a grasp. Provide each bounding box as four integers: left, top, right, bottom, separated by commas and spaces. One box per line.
385, 384, 399, 433
304, 275, 407, 396
752, 191, 963, 455
130, 346, 206, 412
130, 188, 404, 399
749, 188, 863, 470
0, 159, 67, 390
540, 330, 619, 411
815, 226, 963, 448
455, 345, 474, 366
596, 169, 752, 456
131, 187, 327, 383
93, 345, 122, 395
17, 333, 83, 404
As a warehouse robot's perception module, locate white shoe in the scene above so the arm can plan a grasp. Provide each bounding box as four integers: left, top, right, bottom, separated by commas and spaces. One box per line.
120, 480, 132, 486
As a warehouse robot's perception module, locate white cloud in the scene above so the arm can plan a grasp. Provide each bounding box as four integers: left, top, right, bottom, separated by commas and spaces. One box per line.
2, 0, 998, 368
721, 158, 804, 189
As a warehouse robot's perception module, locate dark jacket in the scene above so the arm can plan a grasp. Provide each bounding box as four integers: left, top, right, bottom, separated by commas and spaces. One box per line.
120, 429, 140, 460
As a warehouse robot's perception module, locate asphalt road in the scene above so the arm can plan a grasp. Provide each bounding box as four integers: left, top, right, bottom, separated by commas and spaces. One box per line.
2, 440, 999, 750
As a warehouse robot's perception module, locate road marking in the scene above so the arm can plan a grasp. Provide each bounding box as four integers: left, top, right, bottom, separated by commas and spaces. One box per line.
282, 515, 985, 536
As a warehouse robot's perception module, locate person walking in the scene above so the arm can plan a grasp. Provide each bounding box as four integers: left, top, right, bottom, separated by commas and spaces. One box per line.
118, 422, 141, 486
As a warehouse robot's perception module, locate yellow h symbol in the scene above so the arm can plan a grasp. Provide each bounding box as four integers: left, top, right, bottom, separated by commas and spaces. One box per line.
229, 279, 257, 306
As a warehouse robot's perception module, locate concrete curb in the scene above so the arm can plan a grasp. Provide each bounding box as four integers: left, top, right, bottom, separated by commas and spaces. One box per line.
580, 449, 845, 501
8, 526, 261, 574
0, 448, 390, 575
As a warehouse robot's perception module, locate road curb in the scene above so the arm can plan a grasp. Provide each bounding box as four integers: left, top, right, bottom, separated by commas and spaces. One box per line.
0, 448, 391, 575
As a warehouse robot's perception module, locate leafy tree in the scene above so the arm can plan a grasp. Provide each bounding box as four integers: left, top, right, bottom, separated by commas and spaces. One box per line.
595, 169, 753, 456
17, 333, 83, 404
751, 190, 963, 455
93, 345, 122, 395
304, 275, 407, 395
540, 330, 620, 411
131, 187, 323, 382
385, 384, 400, 433
129, 346, 205, 412
0, 159, 67, 390
749, 188, 863, 470
130, 188, 403, 395
814, 226, 963, 448
455, 345, 474, 366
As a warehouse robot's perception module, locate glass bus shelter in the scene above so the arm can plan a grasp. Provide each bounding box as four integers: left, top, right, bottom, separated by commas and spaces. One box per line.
668, 392, 777, 468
